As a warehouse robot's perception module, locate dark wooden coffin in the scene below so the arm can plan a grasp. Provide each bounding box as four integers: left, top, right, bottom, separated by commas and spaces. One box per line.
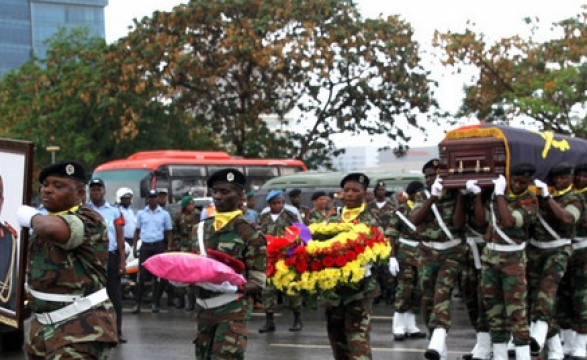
438, 137, 506, 188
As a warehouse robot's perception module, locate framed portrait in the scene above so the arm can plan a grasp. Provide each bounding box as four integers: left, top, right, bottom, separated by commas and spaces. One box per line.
0, 138, 34, 330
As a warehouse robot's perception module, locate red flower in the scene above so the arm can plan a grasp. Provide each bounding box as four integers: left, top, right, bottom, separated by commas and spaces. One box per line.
285, 258, 294, 267
322, 256, 335, 267
335, 255, 347, 267
345, 250, 357, 261
311, 261, 322, 271
266, 263, 275, 276
293, 245, 306, 255
295, 261, 308, 274
355, 244, 365, 253
332, 242, 342, 252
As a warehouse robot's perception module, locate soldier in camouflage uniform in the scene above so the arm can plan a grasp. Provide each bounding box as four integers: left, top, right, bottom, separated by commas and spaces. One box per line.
470, 164, 538, 360
558, 163, 587, 360
189, 168, 266, 360
367, 181, 396, 305
411, 159, 466, 360
258, 190, 303, 333
388, 180, 427, 341
324, 172, 385, 360
460, 183, 492, 360
527, 163, 581, 358
172, 195, 201, 310
307, 191, 330, 224
17, 161, 117, 359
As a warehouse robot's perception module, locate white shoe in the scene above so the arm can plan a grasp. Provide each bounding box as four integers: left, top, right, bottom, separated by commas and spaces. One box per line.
472, 332, 491, 360
571, 333, 587, 358
546, 334, 564, 360
425, 328, 447, 360
393, 312, 407, 340
493, 342, 509, 360
515, 345, 531, 360
530, 320, 549, 353
561, 329, 575, 357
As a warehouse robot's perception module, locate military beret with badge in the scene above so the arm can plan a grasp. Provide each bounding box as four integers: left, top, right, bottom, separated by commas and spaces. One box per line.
374, 181, 385, 190
422, 158, 440, 174
340, 172, 370, 189
39, 160, 88, 183
266, 190, 283, 202
207, 168, 246, 189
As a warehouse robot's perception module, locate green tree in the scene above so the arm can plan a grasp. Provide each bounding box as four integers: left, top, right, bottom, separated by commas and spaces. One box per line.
120, 0, 437, 168
433, 6, 587, 136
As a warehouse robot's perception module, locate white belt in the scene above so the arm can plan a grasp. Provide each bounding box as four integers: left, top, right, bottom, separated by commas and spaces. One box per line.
572, 238, 587, 250
34, 288, 109, 325
466, 238, 482, 270
421, 239, 461, 251
196, 293, 241, 309
27, 285, 82, 302
486, 242, 526, 252
529, 238, 571, 249
399, 238, 419, 248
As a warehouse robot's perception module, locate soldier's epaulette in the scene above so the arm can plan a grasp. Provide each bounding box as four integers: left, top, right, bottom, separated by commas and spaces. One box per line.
233, 217, 261, 232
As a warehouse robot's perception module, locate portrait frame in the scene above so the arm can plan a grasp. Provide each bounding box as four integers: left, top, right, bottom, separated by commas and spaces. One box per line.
0, 138, 34, 330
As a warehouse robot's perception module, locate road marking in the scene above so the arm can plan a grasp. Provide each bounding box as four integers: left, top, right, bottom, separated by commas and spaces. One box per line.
269, 343, 469, 354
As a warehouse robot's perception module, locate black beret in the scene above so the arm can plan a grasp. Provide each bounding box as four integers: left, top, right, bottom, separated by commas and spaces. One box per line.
549, 162, 574, 177
575, 163, 587, 174
88, 178, 105, 187
510, 163, 536, 177
288, 188, 302, 197
311, 191, 327, 201
374, 181, 385, 190
207, 168, 246, 188
422, 158, 440, 173
405, 181, 424, 196
39, 160, 87, 183
340, 172, 369, 189
147, 189, 158, 197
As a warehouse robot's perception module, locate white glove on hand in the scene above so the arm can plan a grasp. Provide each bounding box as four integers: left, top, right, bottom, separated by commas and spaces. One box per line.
431, 177, 443, 197
197, 281, 238, 294
364, 263, 372, 278
466, 180, 482, 195
17, 205, 40, 228
534, 179, 550, 198
492, 175, 507, 196
388, 257, 400, 277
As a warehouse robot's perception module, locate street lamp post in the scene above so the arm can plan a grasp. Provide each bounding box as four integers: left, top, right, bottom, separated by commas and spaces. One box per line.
46, 145, 60, 164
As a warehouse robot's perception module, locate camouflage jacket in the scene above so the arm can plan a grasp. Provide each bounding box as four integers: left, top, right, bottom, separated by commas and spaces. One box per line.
258, 209, 298, 236
307, 209, 327, 224
297, 205, 311, 225
485, 191, 538, 245
388, 203, 417, 242
412, 188, 459, 242
367, 199, 395, 230
172, 210, 201, 250
532, 190, 583, 241
27, 205, 116, 345
575, 189, 587, 239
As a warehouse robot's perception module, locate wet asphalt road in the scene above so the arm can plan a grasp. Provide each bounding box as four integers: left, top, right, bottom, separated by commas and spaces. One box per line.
3, 295, 477, 360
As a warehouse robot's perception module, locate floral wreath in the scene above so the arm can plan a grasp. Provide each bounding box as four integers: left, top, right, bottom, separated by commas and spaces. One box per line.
266, 222, 391, 297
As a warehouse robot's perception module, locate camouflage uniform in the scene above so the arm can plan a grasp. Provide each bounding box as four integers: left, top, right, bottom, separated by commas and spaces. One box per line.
297, 205, 311, 225
259, 209, 302, 312
388, 203, 421, 316
413, 189, 464, 332
307, 209, 327, 224
481, 192, 537, 344
172, 209, 201, 307
527, 190, 580, 336
324, 208, 383, 360
190, 216, 266, 360
367, 200, 396, 304
26, 206, 117, 359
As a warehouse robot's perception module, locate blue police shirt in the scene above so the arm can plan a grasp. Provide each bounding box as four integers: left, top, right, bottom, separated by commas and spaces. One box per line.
88, 201, 124, 251
136, 205, 172, 243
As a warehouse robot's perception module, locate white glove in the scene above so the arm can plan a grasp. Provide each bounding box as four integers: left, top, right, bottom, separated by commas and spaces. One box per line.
534, 179, 550, 198
197, 281, 238, 294
431, 177, 443, 197
388, 257, 400, 277
17, 205, 40, 228
466, 180, 482, 195
492, 175, 507, 196
364, 263, 372, 278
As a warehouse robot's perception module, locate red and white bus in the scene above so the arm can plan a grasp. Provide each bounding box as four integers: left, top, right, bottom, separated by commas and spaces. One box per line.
91, 150, 306, 209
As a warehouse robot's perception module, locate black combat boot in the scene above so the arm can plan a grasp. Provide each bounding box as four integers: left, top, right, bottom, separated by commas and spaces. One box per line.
258, 313, 276, 333
185, 293, 195, 311
174, 294, 185, 310
289, 311, 303, 332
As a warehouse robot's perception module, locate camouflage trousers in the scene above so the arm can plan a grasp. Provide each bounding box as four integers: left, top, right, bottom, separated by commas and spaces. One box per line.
262, 281, 302, 313
554, 247, 587, 334
26, 336, 111, 360
325, 296, 373, 360
194, 300, 252, 360
481, 246, 529, 345
461, 240, 489, 332
394, 242, 421, 314
526, 243, 571, 332
418, 243, 464, 331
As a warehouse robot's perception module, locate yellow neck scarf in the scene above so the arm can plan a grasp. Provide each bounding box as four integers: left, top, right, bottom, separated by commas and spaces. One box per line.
407, 200, 415, 210
49, 204, 81, 216
341, 203, 365, 223
505, 190, 527, 200
213, 210, 242, 231
552, 184, 573, 197
574, 186, 587, 194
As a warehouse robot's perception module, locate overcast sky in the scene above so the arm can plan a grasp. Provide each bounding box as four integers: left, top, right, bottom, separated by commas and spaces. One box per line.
104, 0, 585, 146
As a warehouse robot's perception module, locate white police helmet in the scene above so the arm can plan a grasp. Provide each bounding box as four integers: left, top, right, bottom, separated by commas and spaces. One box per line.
116, 187, 134, 203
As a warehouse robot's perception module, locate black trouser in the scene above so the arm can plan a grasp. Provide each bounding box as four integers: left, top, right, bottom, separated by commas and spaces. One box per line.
136, 240, 165, 306
107, 251, 123, 336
